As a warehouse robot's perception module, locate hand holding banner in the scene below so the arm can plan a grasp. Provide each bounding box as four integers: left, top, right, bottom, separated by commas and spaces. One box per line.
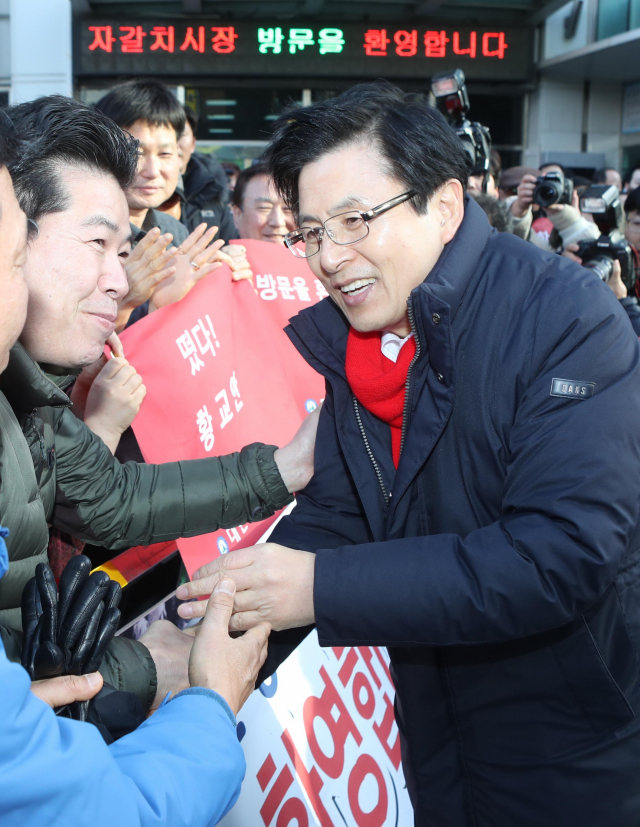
119, 250, 324, 575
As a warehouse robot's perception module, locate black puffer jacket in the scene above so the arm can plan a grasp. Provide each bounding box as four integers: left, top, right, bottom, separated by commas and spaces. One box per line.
263, 198, 640, 826
183, 152, 229, 212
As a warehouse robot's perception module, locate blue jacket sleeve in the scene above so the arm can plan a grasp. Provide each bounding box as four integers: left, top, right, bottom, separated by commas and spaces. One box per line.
313, 280, 640, 647
0, 639, 245, 827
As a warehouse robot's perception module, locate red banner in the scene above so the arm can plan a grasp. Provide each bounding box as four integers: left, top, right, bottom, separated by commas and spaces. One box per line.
119, 242, 325, 577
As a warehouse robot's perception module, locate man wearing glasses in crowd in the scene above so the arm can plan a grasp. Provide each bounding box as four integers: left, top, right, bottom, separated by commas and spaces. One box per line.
180, 82, 640, 826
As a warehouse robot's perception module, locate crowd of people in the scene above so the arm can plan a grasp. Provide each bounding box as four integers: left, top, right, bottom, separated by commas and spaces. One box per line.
0, 82, 319, 825
2, 76, 640, 826
467, 154, 640, 333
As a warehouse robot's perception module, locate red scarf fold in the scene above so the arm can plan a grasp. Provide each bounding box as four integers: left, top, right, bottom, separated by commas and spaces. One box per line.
346, 329, 416, 468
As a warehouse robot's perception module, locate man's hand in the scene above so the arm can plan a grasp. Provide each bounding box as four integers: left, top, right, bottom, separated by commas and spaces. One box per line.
149, 223, 226, 310
83, 356, 146, 454
562, 242, 583, 265
510, 174, 537, 218
223, 244, 254, 282
139, 619, 194, 710
177, 543, 316, 633
274, 405, 321, 494
188, 579, 270, 716
606, 259, 627, 298
117, 227, 177, 331
563, 245, 627, 297
31, 672, 103, 708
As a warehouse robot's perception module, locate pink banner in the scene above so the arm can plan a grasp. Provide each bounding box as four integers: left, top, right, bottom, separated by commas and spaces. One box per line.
119, 244, 325, 576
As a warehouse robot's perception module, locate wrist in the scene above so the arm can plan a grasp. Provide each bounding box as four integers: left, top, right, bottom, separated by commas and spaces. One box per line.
83, 417, 125, 453
511, 200, 530, 218
274, 445, 308, 494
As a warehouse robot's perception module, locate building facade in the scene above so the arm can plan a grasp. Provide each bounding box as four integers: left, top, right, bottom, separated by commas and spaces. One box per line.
0, 0, 639, 177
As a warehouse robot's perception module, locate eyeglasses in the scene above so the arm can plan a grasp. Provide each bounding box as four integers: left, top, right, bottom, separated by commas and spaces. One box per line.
284, 190, 416, 259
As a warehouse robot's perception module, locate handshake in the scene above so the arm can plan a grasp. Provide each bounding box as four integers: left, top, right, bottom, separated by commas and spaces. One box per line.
23, 559, 272, 724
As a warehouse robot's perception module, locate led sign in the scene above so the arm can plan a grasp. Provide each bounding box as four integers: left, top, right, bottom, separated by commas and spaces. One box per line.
76, 20, 532, 81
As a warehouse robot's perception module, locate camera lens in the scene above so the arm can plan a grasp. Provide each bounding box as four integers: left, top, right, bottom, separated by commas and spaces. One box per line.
534, 183, 560, 208
583, 255, 614, 282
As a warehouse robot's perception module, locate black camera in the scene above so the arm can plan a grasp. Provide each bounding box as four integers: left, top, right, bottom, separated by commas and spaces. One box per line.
431, 69, 492, 191
533, 171, 574, 208
576, 185, 635, 290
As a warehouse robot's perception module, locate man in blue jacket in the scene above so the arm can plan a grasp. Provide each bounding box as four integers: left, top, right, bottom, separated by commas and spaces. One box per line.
0, 108, 270, 827
180, 83, 640, 825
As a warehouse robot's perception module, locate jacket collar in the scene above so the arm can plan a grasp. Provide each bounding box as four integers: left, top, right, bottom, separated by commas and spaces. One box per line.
415, 195, 493, 324
0, 342, 76, 414
287, 197, 493, 375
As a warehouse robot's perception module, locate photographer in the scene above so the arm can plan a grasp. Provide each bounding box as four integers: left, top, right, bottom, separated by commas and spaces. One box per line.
624, 185, 640, 251
509, 163, 599, 250
563, 184, 640, 335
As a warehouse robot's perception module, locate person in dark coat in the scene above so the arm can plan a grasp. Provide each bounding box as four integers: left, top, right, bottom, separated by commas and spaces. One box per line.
179, 82, 640, 826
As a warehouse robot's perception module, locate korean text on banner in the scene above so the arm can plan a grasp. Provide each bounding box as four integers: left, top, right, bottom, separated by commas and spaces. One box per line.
119, 265, 319, 576
232, 239, 327, 416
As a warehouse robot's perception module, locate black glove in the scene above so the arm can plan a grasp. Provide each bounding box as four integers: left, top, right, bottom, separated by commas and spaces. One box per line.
21, 556, 121, 690
22, 556, 146, 741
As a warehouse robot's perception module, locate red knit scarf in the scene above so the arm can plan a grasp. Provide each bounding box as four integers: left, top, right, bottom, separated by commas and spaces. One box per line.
346, 329, 416, 468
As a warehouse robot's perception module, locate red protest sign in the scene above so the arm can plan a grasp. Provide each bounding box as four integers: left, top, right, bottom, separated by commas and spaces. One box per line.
232, 239, 327, 416
120, 267, 313, 576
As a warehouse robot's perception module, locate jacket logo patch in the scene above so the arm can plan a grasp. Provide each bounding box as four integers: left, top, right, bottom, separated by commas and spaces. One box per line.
550, 378, 595, 399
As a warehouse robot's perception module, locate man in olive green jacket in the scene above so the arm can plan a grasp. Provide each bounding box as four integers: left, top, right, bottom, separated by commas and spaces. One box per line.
0, 96, 316, 710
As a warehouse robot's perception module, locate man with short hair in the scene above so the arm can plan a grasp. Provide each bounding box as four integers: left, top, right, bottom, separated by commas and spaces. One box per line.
95, 81, 249, 326
624, 185, 640, 251
0, 95, 317, 712
181, 82, 640, 826
95, 79, 189, 242
594, 166, 623, 191
231, 162, 295, 243
624, 165, 640, 193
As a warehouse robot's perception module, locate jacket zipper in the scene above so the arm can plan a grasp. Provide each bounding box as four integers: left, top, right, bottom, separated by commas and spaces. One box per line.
352, 396, 390, 507
399, 298, 421, 457
351, 298, 421, 508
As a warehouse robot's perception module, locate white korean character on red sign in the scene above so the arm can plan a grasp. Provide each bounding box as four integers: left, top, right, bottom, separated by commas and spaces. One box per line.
191, 314, 219, 358
196, 405, 214, 451
176, 330, 205, 375
292, 276, 311, 301
226, 527, 241, 544
215, 388, 233, 428
229, 371, 243, 412
314, 278, 329, 300
256, 273, 277, 300
276, 275, 295, 300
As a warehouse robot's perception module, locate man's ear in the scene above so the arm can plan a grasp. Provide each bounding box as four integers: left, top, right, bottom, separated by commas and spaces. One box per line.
436, 179, 465, 244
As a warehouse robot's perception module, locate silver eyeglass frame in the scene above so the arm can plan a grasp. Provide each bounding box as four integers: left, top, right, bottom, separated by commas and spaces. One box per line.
284, 190, 417, 258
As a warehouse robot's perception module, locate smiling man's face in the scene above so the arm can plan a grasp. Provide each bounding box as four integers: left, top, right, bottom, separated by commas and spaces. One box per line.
298, 142, 463, 336
126, 120, 181, 217
19, 164, 131, 368
232, 174, 295, 244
